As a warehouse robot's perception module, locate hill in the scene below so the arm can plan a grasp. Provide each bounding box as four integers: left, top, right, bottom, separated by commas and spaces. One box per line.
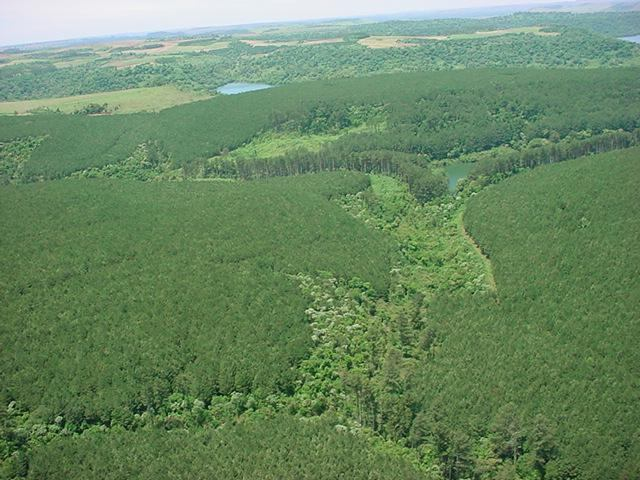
408, 147, 640, 479
0, 172, 395, 425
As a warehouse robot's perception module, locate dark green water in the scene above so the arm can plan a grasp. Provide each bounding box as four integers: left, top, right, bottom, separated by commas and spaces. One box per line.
444, 162, 475, 192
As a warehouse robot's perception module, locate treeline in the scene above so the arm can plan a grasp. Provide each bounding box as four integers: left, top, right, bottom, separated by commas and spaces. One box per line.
208, 148, 447, 203
1, 68, 638, 181
468, 128, 640, 183
347, 12, 640, 37
255, 12, 640, 40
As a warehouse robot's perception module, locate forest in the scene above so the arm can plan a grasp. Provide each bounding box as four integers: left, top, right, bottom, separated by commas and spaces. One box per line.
1, 6, 639, 480
0, 173, 394, 423
0, 12, 639, 102
0, 68, 638, 186
410, 149, 640, 479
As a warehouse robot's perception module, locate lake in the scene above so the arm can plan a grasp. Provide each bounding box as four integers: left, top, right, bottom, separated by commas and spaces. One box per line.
619, 35, 640, 44
217, 82, 273, 95
444, 162, 476, 192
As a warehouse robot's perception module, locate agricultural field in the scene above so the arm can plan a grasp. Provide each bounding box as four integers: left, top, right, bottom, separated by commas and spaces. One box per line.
240, 38, 345, 47
357, 35, 443, 48
0, 85, 211, 115
1, 11, 639, 104
1, 6, 640, 480
357, 26, 558, 48
113, 40, 231, 54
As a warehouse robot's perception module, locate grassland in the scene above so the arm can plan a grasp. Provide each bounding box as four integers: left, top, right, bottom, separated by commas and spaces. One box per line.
241, 38, 344, 47
0, 85, 211, 115
217, 122, 382, 160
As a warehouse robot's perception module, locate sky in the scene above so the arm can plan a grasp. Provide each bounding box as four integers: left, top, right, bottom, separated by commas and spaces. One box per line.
1, 0, 554, 46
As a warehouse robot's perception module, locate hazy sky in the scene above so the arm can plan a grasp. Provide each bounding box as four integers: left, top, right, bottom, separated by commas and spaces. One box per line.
1, 0, 550, 46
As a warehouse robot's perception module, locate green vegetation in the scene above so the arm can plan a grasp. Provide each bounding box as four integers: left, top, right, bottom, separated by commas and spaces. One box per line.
1, 12, 639, 102
223, 130, 348, 158
408, 148, 640, 479
255, 12, 640, 39
467, 127, 640, 185
0, 86, 211, 115
347, 12, 640, 38
1, 9, 639, 479
6, 148, 638, 478
1, 68, 637, 183
177, 36, 224, 47
210, 148, 449, 203
23, 416, 429, 480
0, 173, 394, 426
69, 141, 180, 181
219, 121, 380, 160
0, 136, 45, 184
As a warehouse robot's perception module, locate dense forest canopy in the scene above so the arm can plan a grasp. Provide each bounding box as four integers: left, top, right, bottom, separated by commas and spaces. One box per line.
0, 68, 638, 182
0, 173, 394, 423
1, 7, 639, 480
412, 148, 640, 479
25, 415, 430, 480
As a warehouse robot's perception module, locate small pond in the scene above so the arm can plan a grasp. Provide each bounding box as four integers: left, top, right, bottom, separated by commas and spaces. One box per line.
444, 162, 476, 192
217, 82, 273, 95
619, 35, 640, 44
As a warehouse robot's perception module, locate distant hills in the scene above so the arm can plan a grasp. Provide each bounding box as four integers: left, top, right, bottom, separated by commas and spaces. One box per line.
2, 0, 639, 51
530, 0, 640, 12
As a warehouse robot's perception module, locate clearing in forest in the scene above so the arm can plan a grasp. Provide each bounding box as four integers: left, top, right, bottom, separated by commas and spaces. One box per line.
358, 26, 558, 48
241, 38, 345, 47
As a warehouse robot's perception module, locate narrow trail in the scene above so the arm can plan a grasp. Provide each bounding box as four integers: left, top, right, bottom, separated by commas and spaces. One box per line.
456, 210, 497, 293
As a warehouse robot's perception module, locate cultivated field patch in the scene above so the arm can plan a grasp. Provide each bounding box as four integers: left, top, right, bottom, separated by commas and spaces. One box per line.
241, 38, 344, 47
358, 26, 558, 48
0, 85, 211, 115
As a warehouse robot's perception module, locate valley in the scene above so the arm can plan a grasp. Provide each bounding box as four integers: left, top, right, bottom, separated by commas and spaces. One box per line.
1, 6, 639, 480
